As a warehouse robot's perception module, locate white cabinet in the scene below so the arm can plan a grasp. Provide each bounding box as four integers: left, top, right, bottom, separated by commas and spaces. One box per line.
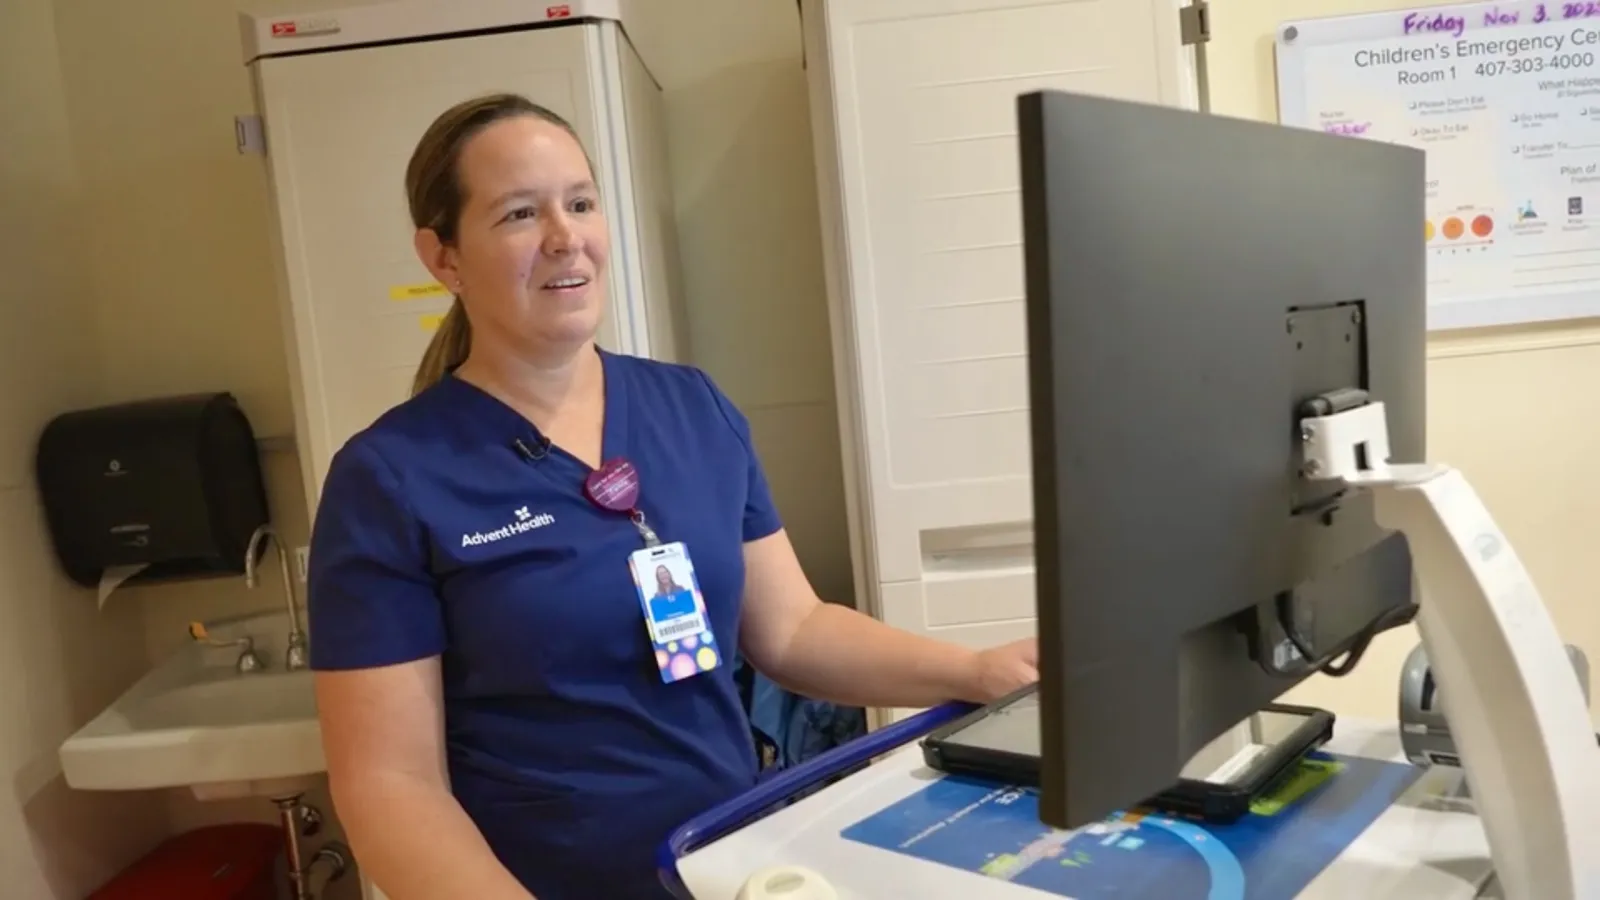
241, 0, 682, 515
802, 0, 1199, 652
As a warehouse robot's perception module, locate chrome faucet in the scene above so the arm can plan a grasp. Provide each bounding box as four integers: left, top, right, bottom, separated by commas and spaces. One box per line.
246, 524, 309, 671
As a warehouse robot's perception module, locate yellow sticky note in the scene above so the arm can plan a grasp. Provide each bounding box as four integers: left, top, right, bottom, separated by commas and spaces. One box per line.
389, 282, 451, 301
419, 312, 446, 332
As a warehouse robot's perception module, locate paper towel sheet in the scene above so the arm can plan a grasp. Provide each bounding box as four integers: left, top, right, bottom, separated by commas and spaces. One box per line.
98, 563, 148, 609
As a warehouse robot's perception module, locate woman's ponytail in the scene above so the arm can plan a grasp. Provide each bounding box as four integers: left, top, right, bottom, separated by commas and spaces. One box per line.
411, 297, 471, 395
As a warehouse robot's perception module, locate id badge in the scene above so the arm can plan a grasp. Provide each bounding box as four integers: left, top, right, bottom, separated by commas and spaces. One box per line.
629, 542, 720, 682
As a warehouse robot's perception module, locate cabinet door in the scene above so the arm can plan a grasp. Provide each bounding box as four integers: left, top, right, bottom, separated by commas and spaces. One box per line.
807, 0, 1192, 646
255, 25, 612, 506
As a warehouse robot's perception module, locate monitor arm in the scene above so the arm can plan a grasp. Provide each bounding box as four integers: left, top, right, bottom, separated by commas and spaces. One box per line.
1299, 400, 1600, 899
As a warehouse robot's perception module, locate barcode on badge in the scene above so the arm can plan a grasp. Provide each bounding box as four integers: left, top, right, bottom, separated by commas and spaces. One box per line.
656, 615, 705, 643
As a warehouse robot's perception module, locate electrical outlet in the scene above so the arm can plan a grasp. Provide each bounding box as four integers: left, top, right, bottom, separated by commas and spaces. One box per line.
295, 546, 310, 583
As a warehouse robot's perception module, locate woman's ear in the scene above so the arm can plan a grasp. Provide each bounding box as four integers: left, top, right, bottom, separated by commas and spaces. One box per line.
414, 228, 462, 293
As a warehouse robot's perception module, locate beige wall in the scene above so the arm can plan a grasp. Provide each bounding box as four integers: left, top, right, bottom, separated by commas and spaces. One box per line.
0, 0, 169, 895
1214, 0, 1600, 721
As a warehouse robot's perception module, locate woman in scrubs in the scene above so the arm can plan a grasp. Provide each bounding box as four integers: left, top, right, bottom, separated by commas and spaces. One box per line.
306, 92, 1039, 900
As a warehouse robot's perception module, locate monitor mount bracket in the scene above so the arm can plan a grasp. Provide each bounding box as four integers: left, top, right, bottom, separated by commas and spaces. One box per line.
1299, 397, 1600, 900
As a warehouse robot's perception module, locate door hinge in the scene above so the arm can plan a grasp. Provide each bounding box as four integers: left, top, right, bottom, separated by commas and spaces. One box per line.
796, 0, 807, 70
235, 114, 266, 155
1180, 1, 1211, 45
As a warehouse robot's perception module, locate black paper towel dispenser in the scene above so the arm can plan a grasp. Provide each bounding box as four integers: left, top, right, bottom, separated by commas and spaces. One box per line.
35, 392, 271, 589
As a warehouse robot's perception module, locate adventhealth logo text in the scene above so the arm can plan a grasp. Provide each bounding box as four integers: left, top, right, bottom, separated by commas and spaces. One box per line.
461, 506, 555, 547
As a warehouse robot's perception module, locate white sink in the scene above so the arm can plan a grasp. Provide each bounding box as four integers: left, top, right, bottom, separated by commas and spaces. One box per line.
61, 608, 326, 801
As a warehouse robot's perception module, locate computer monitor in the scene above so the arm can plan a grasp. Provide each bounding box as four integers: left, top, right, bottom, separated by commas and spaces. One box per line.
1016, 88, 1600, 899
1015, 88, 1426, 830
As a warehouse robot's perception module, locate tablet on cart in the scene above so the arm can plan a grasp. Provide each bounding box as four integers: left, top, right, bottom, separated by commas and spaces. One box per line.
919, 683, 1335, 824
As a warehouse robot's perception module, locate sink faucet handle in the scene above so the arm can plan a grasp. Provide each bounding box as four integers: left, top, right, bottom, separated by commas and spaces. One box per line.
189, 622, 265, 674
188, 621, 249, 649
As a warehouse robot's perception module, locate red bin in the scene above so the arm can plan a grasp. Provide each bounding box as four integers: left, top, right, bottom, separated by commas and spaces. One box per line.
89, 823, 283, 900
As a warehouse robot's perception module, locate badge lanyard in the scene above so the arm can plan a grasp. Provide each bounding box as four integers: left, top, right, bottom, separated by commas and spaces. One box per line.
583, 459, 662, 547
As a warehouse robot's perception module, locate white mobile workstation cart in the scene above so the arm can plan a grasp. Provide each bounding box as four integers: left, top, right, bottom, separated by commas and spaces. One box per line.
660, 400, 1600, 900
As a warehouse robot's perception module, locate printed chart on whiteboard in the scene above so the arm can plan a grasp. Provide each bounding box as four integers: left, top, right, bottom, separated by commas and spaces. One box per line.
1276, 1, 1600, 330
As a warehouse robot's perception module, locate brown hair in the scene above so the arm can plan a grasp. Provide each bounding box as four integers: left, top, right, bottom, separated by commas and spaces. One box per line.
406, 93, 587, 396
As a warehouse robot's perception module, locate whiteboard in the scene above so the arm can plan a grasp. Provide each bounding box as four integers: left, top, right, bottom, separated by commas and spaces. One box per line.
1276, 1, 1600, 331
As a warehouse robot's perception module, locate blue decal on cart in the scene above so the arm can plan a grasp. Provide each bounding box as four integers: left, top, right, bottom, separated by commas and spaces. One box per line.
840, 751, 1420, 900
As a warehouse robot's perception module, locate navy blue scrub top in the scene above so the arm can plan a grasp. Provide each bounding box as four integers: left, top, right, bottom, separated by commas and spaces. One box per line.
306, 348, 783, 899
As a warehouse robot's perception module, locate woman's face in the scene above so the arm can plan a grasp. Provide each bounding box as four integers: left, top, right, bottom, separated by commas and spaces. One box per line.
424, 115, 610, 359
656, 566, 672, 591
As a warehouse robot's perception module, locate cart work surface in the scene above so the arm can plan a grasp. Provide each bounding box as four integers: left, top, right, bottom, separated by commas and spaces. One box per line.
671, 719, 1494, 899
840, 750, 1419, 900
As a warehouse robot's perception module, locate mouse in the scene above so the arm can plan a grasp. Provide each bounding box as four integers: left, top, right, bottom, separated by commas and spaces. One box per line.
735, 864, 840, 900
